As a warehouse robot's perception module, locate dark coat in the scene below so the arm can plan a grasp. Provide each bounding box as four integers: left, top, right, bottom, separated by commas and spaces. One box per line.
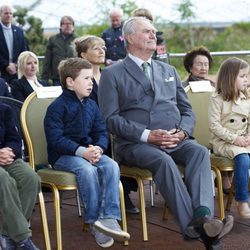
89, 78, 98, 105
0, 78, 11, 97
44, 89, 108, 166
101, 26, 126, 62
0, 25, 28, 82
0, 102, 22, 160
11, 76, 47, 102
41, 32, 77, 81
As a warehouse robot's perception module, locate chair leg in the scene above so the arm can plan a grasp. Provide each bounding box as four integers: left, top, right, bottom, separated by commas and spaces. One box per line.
226, 184, 234, 211
119, 181, 128, 246
149, 180, 154, 207
44, 182, 62, 250
136, 177, 148, 241
38, 192, 51, 250
76, 189, 82, 217
211, 170, 216, 197
226, 176, 235, 211
162, 202, 169, 220
212, 166, 225, 220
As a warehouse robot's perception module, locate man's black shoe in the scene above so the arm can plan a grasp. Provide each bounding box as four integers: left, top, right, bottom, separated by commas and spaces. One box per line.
185, 215, 223, 240
124, 194, 140, 214
200, 215, 234, 250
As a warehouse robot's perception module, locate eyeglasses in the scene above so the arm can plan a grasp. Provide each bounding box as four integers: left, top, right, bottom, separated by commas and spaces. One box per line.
193, 62, 209, 68
62, 22, 73, 26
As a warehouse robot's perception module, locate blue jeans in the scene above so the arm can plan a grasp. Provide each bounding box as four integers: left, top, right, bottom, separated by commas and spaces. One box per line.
234, 153, 250, 202
54, 155, 121, 223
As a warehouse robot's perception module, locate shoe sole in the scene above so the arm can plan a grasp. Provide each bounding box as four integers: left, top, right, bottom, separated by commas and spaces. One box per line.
184, 225, 200, 239
96, 238, 114, 248
203, 219, 223, 238
93, 221, 130, 242
218, 215, 234, 239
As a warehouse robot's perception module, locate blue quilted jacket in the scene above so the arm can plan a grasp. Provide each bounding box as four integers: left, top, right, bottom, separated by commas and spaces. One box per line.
44, 89, 108, 166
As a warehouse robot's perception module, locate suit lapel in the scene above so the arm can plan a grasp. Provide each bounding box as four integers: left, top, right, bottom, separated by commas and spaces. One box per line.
12, 26, 18, 60
151, 60, 165, 107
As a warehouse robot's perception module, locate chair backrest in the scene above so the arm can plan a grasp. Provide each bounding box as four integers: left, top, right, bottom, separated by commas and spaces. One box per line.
20, 92, 55, 169
185, 86, 213, 148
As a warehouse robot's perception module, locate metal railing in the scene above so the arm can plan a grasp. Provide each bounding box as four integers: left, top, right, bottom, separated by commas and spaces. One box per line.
169, 50, 250, 58
38, 50, 250, 61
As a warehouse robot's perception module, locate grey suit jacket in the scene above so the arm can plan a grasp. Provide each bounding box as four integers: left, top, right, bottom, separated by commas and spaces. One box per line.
98, 56, 195, 156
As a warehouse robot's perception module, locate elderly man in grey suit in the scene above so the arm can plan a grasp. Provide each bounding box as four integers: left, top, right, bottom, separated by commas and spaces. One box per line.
98, 17, 233, 250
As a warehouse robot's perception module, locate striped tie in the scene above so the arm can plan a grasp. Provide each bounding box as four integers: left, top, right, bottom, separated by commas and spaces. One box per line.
142, 62, 150, 79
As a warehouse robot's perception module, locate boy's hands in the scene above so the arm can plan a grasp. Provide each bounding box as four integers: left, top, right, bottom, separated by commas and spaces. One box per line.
83, 145, 102, 164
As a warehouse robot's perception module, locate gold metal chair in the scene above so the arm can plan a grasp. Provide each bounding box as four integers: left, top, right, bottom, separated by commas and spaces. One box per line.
185, 86, 235, 220
21, 92, 128, 249
0, 96, 51, 250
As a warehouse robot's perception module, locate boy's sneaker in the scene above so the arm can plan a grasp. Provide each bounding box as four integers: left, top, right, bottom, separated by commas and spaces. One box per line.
0, 235, 16, 250
16, 238, 39, 250
90, 225, 114, 248
94, 218, 130, 242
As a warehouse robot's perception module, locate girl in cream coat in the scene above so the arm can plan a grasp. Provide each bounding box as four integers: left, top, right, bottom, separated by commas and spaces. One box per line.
209, 57, 250, 219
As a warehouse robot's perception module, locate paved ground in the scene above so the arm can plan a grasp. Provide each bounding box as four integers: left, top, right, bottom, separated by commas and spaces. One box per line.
31, 182, 250, 250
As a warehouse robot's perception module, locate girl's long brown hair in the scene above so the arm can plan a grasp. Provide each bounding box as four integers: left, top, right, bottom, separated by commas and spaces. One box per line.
216, 57, 249, 101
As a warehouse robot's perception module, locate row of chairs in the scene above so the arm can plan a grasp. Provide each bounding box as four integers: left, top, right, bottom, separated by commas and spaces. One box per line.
0, 87, 238, 250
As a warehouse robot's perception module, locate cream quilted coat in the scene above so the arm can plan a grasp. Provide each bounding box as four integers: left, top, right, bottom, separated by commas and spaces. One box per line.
208, 91, 250, 159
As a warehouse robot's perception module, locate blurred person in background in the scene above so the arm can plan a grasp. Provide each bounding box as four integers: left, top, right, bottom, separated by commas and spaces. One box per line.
11, 51, 47, 102
42, 15, 77, 86
101, 8, 126, 66
182, 46, 215, 88
0, 4, 28, 85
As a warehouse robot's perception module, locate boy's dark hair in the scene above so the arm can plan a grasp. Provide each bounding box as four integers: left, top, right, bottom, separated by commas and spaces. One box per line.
183, 46, 213, 73
58, 57, 92, 89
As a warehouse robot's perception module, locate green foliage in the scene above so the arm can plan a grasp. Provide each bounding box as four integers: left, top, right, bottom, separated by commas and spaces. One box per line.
25, 16, 47, 55
120, 0, 138, 19
177, 0, 195, 21
165, 21, 250, 79
75, 23, 109, 37
13, 6, 47, 55
13, 6, 28, 26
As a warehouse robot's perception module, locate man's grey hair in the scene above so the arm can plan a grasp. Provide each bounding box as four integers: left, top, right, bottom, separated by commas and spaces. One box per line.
122, 16, 151, 48
0, 4, 12, 15
109, 8, 123, 17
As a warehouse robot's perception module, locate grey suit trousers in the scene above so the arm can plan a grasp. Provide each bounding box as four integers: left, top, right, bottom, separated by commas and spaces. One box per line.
120, 139, 214, 234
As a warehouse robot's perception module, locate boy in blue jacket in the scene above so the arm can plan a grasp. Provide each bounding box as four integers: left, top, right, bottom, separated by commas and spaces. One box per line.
44, 57, 130, 248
